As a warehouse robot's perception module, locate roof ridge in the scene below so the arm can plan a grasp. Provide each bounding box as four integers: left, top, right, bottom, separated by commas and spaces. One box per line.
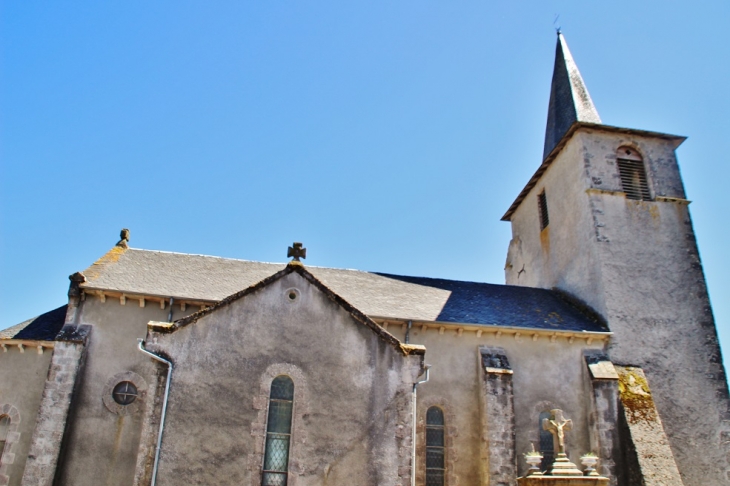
149, 262, 425, 356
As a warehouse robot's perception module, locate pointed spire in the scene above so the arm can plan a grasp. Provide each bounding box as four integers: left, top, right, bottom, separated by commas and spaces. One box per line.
543, 32, 601, 160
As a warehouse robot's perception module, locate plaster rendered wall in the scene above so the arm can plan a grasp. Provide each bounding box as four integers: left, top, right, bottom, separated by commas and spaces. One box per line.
398, 325, 606, 484
53, 297, 196, 486
0, 346, 51, 486
505, 134, 606, 318
571, 130, 728, 484
592, 196, 728, 483
506, 128, 730, 484
146, 271, 421, 486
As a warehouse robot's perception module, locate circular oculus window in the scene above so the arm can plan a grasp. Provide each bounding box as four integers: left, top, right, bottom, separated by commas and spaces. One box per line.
103, 371, 147, 415
112, 381, 138, 405
285, 288, 300, 303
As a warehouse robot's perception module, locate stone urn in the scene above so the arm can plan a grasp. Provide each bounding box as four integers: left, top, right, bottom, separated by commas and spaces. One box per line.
525, 454, 543, 475
524, 444, 543, 476
580, 454, 599, 476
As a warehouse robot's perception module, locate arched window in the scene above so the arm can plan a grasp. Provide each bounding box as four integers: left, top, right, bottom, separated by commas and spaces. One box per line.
425, 406, 445, 486
538, 411, 554, 472
616, 147, 651, 200
0, 415, 9, 464
262, 376, 294, 486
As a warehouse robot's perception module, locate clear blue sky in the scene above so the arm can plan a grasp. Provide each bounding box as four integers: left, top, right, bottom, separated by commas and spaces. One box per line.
2, 2, 729, 368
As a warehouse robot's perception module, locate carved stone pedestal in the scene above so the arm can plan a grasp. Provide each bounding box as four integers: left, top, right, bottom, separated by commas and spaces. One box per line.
549, 453, 583, 476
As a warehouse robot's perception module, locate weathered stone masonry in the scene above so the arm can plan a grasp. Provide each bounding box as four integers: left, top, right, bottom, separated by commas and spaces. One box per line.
0, 405, 21, 486
20, 326, 89, 486
584, 352, 619, 485
479, 347, 516, 486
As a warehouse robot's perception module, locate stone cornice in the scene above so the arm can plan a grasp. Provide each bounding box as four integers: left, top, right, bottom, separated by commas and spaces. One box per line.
0, 339, 55, 354
372, 316, 611, 345
81, 288, 214, 312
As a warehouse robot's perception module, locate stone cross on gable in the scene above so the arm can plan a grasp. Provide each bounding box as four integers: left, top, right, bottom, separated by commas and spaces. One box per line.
287, 242, 306, 262
542, 409, 572, 455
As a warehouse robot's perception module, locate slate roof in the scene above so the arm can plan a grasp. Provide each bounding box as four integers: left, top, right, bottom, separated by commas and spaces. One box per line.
151, 262, 426, 356
77, 248, 607, 333
543, 32, 601, 160
0, 305, 67, 341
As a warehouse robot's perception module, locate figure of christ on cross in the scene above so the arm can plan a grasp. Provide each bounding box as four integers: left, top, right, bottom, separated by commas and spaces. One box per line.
542, 409, 572, 455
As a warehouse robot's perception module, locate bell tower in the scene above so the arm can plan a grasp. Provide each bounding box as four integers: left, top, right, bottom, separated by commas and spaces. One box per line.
503, 33, 730, 485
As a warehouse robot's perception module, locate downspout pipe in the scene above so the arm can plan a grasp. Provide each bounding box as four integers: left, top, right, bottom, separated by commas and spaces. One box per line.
138, 339, 173, 486
412, 364, 431, 486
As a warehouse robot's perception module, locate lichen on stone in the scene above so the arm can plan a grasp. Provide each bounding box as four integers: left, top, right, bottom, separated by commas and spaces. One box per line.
616, 366, 657, 424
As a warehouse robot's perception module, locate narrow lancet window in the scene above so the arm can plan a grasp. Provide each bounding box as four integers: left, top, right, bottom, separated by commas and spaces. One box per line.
538, 190, 549, 230
617, 147, 651, 200
425, 406, 445, 486
262, 376, 294, 486
0, 415, 9, 464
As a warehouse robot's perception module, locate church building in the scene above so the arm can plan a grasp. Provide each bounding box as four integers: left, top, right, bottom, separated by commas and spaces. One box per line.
1, 34, 728, 486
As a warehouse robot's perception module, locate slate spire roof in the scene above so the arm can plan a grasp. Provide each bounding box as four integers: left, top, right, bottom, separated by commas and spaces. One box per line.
543, 32, 601, 160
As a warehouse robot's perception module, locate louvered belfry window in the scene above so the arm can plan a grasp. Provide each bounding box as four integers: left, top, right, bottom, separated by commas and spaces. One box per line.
262, 376, 294, 486
425, 407, 445, 486
538, 190, 549, 230
617, 147, 651, 200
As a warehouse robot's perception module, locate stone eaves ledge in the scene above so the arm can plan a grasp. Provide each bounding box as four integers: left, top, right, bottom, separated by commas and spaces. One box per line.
374, 317, 612, 345
81, 288, 214, 313
0, 339, 54, 354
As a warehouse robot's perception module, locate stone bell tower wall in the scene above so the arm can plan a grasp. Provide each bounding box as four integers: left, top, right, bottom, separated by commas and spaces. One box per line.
505, 127, 730, 485
505, 131, 607, 318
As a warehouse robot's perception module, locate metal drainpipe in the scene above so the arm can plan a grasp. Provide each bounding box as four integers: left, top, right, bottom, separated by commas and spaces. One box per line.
405, 320, 412, 344
411, 364, 431, 486
138, 339, 173, 486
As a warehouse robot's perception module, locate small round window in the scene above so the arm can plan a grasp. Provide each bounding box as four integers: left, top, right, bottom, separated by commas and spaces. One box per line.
285, 288, 300, 303
112, 381, 138, 405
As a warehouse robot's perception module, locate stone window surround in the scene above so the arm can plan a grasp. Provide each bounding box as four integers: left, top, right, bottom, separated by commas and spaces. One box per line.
416, 397, 458, 486
249, 363, 309, 486
102, 371, 148, 416
615, 145, 652, 200
0, 404, 20, 486
525, 400, 563, 473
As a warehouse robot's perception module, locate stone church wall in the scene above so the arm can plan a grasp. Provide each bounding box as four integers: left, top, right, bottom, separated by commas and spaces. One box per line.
51, 297, 189, 486
145, 271, 422, 486
584, 131, 730, 485
505, 134, 607, 319
0, 345, 52, 486
504, 127, 730, 484
396, 323, 607, 484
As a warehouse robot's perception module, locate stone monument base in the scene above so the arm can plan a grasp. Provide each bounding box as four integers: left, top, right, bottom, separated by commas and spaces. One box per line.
517, 477, 610, 486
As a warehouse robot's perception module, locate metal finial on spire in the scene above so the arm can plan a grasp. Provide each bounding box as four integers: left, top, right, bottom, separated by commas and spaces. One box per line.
287, 242, 306, 262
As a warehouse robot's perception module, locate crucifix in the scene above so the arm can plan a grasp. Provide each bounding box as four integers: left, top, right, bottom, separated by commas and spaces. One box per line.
287, 242, 306, 262
542, 409, 572, 455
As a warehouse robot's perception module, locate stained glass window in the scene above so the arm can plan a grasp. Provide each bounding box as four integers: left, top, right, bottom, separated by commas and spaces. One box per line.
425, 407, 445, 486
262, 376, 294, 486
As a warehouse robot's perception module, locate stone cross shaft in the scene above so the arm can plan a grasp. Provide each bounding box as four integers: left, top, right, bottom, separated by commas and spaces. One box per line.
542, 409, 573, 455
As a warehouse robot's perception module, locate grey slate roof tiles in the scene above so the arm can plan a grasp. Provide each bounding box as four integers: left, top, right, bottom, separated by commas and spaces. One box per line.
75, 248, 607, 333
0, 305, 67, 341
543, 32, 601, 160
